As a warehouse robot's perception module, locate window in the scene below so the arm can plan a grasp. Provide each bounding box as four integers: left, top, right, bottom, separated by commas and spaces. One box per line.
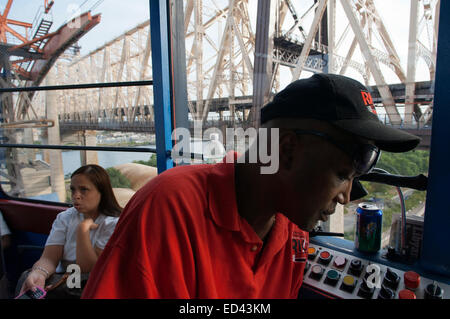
0, 1, 156, 209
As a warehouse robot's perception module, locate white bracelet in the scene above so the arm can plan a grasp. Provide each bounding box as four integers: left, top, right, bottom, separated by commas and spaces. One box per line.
32, 266, 49, 279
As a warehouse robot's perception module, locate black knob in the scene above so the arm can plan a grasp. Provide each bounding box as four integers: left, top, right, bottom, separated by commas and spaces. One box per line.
349, 259, 363, 276
424, 282, 444, 299
358, 280, 375, 299
378, 285, 395, 299
386, 246, 397, 260
383, 268, 400, 290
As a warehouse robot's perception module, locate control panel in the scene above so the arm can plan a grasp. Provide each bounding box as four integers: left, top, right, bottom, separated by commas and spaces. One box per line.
303, 243, 450, 299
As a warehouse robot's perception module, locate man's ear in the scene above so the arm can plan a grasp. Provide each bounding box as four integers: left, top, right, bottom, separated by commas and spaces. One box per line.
279, 131, 298, 171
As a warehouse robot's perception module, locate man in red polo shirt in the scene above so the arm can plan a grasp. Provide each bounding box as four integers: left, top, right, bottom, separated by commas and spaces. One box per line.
82, 74, 420, 298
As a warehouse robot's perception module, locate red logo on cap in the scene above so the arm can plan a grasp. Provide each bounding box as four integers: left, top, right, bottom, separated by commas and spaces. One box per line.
361, 91, 377, 114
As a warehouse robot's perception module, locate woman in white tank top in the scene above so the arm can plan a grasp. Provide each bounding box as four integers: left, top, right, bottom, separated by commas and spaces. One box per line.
18, 164, 123, 296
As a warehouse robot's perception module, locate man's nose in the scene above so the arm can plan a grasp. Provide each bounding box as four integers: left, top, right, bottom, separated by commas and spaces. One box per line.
337, 179, 353, 205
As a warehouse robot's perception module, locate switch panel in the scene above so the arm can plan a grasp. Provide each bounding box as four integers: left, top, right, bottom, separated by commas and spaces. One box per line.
303, 244, 450, 299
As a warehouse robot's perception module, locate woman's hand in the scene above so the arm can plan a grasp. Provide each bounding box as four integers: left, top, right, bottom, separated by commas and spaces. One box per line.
20, 270, 46, 295
77, 218, 99, 233
20, 246, 63, 296
76, 217, 101, 273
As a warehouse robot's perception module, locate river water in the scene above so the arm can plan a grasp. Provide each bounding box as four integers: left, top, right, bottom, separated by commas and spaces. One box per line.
58, 145, 157, 176
39, 140, 225, 176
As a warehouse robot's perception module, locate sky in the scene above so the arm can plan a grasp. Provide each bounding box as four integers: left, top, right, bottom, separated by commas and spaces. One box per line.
4, 0, 150, 54
2, 0, 435, 85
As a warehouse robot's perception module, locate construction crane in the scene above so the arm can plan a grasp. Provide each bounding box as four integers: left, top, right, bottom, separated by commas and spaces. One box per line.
44, 0, 55, 13
0, 0, 100, 123
0, 0, 101, 196
0, 0, 55, 82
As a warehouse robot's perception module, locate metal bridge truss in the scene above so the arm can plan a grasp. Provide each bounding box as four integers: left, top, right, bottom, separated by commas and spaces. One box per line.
43, 0, 439, 133
57, 21, 154, 129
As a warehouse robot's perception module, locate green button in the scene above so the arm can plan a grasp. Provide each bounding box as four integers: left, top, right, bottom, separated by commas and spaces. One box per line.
327, 269, 340, 280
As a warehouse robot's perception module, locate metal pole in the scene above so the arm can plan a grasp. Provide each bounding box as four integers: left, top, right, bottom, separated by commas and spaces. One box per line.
405, 0, 419, 125
171, 0, 190, 165
149, 0, 174, 173
45, 68, 65, 202
251, 0, 276, 129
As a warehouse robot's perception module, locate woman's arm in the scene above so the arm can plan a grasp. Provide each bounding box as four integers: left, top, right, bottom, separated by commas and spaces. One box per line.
20, 245, 63, 294
76, 218, 101, 273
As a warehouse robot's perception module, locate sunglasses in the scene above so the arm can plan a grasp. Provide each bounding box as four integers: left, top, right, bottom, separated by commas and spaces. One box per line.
293, 129, 380, 176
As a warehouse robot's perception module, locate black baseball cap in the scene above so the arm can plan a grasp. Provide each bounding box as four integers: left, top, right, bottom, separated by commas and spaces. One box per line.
260, 73, 420, 152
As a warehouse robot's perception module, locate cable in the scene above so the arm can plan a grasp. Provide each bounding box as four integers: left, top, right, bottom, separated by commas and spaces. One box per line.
63, 0, 102, 25
79, 0, 91, 9
90, 0, 104, 11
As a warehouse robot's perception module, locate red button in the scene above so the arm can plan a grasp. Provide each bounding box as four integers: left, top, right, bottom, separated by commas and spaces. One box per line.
318, 251, 332, 265
404, 271, 420, 289
320, 251, 330, 259
399, 289, 416, 299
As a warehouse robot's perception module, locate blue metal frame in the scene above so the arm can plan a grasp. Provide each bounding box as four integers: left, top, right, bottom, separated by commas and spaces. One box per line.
419, 0, 450, 277
149, 0, 174, 174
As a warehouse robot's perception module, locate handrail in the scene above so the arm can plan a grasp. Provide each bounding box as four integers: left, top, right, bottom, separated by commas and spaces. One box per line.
0, 80, 153, 93
0, 143, 204, 160
0, 143, 156, 153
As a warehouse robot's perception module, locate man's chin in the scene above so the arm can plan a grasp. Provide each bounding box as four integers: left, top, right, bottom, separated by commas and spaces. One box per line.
283, 214, 317, 232
295, 221, 316, 233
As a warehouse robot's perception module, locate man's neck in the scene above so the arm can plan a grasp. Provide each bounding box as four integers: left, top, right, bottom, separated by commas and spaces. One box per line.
234, 162, 276, 241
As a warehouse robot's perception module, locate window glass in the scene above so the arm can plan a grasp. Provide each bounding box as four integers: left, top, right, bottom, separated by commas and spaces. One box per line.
343, 150, 429, 250
0, 1, 155, 205
0, 0, 437, 250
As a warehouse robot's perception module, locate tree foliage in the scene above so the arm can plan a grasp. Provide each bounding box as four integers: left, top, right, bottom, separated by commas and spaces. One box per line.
106, 167, 131, 188
133, 154, 157, 167
376, 149, 429, 176
361, 150, 429, 196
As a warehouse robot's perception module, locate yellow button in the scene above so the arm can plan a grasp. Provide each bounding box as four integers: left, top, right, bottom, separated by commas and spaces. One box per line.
251, 245, 258, 252
308, 247, 316, 255
343, 275, 355, 286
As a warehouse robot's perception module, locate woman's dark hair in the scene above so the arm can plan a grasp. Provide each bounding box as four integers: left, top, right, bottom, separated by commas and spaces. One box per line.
71, 164, 122, 217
